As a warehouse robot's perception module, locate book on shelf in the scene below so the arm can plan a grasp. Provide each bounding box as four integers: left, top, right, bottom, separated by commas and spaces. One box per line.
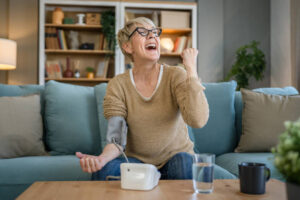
98, 33, 104, 50
45, 28, 60, 49
45, 28, 51, 49
172, 36, 190, 53
57, 29, 68, 50
185, 36, 192, 49
96, 57, 110, 78
173, 36, 187, 53
102, 37, 109, 50
46, 61, 62, 79
45, 28, 69, 50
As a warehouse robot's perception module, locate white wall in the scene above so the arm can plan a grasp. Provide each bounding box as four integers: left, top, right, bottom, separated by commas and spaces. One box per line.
197, 0, 223, 82
271, 0, 293, 87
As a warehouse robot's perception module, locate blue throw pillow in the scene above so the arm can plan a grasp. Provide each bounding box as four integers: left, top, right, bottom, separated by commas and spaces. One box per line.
94, 83, 108, 152
44, 81, 101, 155
188, 81, 237, 156
234, 86, 299, 143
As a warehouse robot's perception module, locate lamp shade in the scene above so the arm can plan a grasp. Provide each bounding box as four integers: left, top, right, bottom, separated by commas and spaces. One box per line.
0, 38, 17, 70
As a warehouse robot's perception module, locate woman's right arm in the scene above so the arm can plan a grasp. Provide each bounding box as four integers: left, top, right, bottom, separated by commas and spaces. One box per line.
76, 78, 127, 173
76, 143, 122, 173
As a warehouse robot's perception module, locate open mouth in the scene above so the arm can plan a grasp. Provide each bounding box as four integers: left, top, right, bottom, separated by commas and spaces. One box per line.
145, 43, 157, 50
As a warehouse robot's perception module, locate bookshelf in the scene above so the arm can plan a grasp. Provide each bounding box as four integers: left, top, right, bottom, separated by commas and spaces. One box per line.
160, 53, 182, 57
39, 0, 120, 85
119, 1, 197, 73
162, 28, 192, 35
39, 0, 197, 85
45, 24, 102, 30
45, 50, 113, 54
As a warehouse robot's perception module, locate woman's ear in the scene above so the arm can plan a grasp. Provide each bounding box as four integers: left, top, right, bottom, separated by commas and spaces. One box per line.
122, 42, 133, 54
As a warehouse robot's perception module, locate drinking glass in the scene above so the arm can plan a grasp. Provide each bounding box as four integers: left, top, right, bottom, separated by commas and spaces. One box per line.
192, 154, 215, 193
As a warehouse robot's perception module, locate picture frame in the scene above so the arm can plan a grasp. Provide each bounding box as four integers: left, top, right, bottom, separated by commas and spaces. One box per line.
96, 57, 110, 78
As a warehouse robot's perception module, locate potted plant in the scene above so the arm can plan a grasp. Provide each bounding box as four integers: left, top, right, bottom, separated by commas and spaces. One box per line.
86, 67, 95, 79
101, 10, 116, 51
272, 118, 300, 200
224, 40, 266, 90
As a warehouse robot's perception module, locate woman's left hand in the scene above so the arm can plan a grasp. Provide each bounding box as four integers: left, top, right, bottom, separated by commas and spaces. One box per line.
181, 48, 198, 78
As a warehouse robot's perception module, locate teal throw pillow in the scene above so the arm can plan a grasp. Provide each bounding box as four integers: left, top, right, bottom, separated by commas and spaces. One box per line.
44, 81, 101, 155
188, 81, 237, 156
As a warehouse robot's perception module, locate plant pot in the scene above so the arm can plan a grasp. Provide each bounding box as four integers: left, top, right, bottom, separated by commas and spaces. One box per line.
87, 72, 94, 79
286, 181, 300, 200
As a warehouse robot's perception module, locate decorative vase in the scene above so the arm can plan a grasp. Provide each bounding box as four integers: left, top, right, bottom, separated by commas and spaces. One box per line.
286, 182, 300, 200
52, 7, 64, 25
77, 13, 85, 25
63, 57, 73, 78
68, 31, 79, 50
74, 69, 80, 78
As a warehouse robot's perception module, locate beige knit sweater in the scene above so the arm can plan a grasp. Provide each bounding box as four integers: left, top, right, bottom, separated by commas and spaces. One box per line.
103, 65, 209, 168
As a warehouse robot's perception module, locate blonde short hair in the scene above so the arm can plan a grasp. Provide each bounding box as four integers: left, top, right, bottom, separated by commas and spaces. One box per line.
117, 17, 156, 61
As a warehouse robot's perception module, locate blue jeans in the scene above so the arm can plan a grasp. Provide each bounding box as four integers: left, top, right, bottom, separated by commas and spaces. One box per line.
92, 152, 192, 180
91, 152, 236, 180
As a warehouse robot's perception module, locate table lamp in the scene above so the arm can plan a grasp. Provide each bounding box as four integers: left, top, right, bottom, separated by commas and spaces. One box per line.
160, 37, 174, 53
0, 38, 17, 70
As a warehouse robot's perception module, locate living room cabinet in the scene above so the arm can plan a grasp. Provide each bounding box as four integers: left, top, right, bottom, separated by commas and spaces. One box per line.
39, 0, 197, 85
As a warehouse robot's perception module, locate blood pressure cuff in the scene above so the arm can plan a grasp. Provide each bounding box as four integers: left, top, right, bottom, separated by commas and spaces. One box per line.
106, 116, 128, 149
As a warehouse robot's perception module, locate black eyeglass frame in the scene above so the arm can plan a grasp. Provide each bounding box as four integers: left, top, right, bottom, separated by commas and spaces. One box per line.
128, 27, 162, 39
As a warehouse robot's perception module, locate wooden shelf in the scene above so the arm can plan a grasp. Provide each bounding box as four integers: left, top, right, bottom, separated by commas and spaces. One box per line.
161, 52, 181, 57
45, 49, 113, 55
45, 24, 102, 30
162, 28, 192, 35
45, 77, 111, 82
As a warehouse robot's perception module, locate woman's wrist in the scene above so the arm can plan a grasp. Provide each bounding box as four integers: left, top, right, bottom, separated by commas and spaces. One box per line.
97, 155, 109, 166
186, 67, 198, 78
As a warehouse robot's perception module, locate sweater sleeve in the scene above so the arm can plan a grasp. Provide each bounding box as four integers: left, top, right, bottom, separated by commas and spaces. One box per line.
103, 78, 127, 119
172, 67, 209, 128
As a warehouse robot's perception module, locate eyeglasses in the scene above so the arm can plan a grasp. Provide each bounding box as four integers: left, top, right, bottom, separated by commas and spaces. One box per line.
128, 27, 162, 39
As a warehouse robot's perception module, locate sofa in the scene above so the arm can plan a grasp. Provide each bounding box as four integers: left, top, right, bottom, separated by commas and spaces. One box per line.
0, 80, 298, 200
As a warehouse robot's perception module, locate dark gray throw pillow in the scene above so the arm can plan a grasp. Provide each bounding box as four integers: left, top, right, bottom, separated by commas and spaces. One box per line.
0, 95, 47, 158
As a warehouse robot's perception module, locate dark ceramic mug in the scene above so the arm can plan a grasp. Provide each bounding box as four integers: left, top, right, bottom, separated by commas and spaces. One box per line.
238, 162, 271, 194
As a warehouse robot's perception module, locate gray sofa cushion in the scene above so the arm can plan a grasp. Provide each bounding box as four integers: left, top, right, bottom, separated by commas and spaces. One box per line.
216, 153, 285, 181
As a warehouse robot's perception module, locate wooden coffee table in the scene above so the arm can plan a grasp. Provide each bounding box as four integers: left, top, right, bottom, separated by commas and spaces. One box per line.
17, 179, 286, 200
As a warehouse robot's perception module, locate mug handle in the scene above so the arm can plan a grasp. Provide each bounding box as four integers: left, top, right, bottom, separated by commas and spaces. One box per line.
265, 167, 271, 182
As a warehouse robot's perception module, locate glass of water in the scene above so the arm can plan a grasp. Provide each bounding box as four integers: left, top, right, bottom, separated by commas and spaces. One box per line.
192, 153, 215, 193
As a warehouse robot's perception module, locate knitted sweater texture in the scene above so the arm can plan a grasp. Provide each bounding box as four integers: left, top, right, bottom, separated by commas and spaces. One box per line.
103, 65, 209, 168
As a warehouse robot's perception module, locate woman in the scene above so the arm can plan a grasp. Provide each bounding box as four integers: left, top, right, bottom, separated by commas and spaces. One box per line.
76, 17, 227, 180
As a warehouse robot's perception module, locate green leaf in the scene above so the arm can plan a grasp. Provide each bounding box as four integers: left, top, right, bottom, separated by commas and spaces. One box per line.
223, 40, 266, 90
